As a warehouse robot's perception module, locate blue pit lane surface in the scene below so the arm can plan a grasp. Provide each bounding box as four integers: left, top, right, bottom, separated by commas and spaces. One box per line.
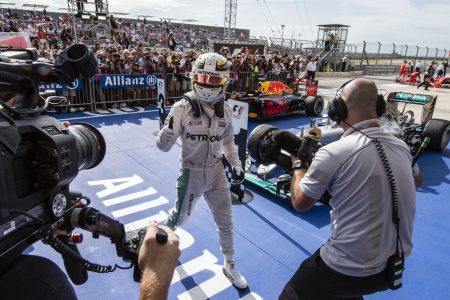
28, 106, 450, 300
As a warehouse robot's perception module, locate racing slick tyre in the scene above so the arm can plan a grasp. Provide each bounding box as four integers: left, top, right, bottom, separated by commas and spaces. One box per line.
304, 96, 324, 116
422, 119, 450, 151
247, 124, 278, 163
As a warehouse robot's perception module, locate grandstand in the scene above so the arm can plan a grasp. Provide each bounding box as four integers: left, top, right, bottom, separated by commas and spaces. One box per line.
0, 8, 250, 47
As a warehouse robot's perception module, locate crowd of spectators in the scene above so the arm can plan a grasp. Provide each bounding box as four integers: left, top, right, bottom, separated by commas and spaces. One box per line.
0, 8, 218, 59
0, 9, 325, 81
87, 44, 315, 104
0, 8, 323, 108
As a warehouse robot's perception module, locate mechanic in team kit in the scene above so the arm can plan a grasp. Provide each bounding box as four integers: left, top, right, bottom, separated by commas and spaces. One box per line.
399, 60, 409, 83
280, 78, 423, 299
156, 53, 248, 289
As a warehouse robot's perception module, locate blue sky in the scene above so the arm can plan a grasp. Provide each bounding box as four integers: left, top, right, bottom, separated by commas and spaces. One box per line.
12, 0, 450, 51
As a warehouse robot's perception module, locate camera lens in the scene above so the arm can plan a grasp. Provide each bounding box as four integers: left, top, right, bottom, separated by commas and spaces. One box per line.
69, 123, 106, 170
61, 43, 98, 79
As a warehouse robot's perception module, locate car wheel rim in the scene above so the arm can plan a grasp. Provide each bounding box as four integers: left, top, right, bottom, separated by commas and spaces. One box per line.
315, 99, 324, 114
442, 126, 450, 150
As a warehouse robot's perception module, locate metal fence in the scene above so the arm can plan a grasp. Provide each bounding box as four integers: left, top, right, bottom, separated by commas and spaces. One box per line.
251, 36, 448, 67
51, 71, 295, 112
350, 41, 448, 68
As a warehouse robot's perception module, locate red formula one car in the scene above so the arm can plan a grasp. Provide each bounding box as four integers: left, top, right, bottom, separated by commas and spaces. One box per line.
229, 80, 324, 120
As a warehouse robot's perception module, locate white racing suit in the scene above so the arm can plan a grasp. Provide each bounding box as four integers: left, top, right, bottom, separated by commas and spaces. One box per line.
156, 93, 241, 257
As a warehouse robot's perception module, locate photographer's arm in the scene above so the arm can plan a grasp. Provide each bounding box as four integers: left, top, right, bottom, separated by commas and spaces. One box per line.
290, 144, 335, 212
290, 157, 317, 212
138, 221, 180, 300
413, 163, 423, 188
414, 172, 423, 188
290, 128, 323, 211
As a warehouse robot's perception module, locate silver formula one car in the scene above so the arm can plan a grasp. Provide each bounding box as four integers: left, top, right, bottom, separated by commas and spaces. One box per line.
244, 91, 450, 205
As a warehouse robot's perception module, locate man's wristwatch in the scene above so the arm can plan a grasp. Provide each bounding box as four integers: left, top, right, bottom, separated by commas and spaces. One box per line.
292, 160, 308, 171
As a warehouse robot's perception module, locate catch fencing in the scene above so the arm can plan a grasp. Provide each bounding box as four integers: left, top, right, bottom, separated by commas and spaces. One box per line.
258, 37, 448, 74
350, 41, 448, 69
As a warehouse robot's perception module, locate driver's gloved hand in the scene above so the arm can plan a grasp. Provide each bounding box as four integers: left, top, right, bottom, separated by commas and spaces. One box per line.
232, 165, 245, 184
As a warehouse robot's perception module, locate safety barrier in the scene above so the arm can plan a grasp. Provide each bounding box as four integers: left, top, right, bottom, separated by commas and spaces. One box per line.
362, 65, 401, 75
49, 71, 294, 112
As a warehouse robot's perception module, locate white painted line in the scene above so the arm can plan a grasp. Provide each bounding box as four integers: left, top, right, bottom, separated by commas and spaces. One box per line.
103, 187, 157, 206
59, 109, 159, 121
92, 109, 110, 114
108, 108, 128, 114
119, 107, 136, 112
378, 83, 405, 88
111, 196, 169, 218
124, 210, 168, 231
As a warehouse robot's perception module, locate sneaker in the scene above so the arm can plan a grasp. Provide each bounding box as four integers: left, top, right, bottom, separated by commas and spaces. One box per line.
223, 261, 248, 289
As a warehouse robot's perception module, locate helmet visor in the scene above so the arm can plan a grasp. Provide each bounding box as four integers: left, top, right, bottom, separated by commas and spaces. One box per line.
192, 73, 226, 86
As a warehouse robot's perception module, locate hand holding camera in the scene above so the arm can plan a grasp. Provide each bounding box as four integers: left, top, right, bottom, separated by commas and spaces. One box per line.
138, 221, 179, 283
296, 128, 322, 165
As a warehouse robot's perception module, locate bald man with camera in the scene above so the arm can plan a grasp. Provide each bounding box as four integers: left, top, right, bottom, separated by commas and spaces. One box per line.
281, 78, 422, 300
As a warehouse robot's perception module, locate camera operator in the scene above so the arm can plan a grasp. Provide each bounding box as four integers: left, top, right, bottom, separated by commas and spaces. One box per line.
280, 78, 423, 300
0, 220, 179, 300
0, 106, 179, 299
0, 253, 78, 299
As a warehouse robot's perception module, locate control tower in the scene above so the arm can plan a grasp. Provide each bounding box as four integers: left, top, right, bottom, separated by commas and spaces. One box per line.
316, 24, 350, 52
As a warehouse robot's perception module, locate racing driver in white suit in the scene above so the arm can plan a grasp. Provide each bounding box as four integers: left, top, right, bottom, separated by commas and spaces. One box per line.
156, 53, 247, 289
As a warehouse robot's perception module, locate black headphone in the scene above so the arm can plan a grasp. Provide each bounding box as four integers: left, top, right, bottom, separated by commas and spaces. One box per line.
327, 79, 386, 123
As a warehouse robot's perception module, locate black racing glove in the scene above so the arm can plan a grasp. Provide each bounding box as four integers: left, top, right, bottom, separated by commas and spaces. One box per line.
232, 165, 245, 185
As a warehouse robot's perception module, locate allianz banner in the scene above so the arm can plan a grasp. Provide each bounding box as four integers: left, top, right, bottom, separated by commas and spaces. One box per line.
99, 74, 158, 89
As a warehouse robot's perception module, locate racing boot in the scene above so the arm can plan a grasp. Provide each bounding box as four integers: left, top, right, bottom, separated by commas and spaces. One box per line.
164, 213, 177, 231
223, 260, 248, 289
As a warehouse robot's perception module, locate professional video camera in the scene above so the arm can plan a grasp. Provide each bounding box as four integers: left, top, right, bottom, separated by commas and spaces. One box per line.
0, 44, 164, 285
247, 124, 322, 172
247, 125, 333, 205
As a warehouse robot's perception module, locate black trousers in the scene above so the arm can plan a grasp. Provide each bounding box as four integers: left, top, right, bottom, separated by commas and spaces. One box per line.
279, 249, 389, 300
417, 81, 431, 90
307, 70, 315, 80
0, 255, 77, 300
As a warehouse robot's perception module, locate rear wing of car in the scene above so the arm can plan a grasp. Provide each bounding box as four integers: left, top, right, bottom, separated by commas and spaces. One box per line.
387, 92, 437, 125
387, 92, 434, 105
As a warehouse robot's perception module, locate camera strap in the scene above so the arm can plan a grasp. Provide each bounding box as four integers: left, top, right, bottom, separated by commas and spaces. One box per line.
345, 121, 405, 290
371, 137, 404, 290
183, 92, 225, 118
